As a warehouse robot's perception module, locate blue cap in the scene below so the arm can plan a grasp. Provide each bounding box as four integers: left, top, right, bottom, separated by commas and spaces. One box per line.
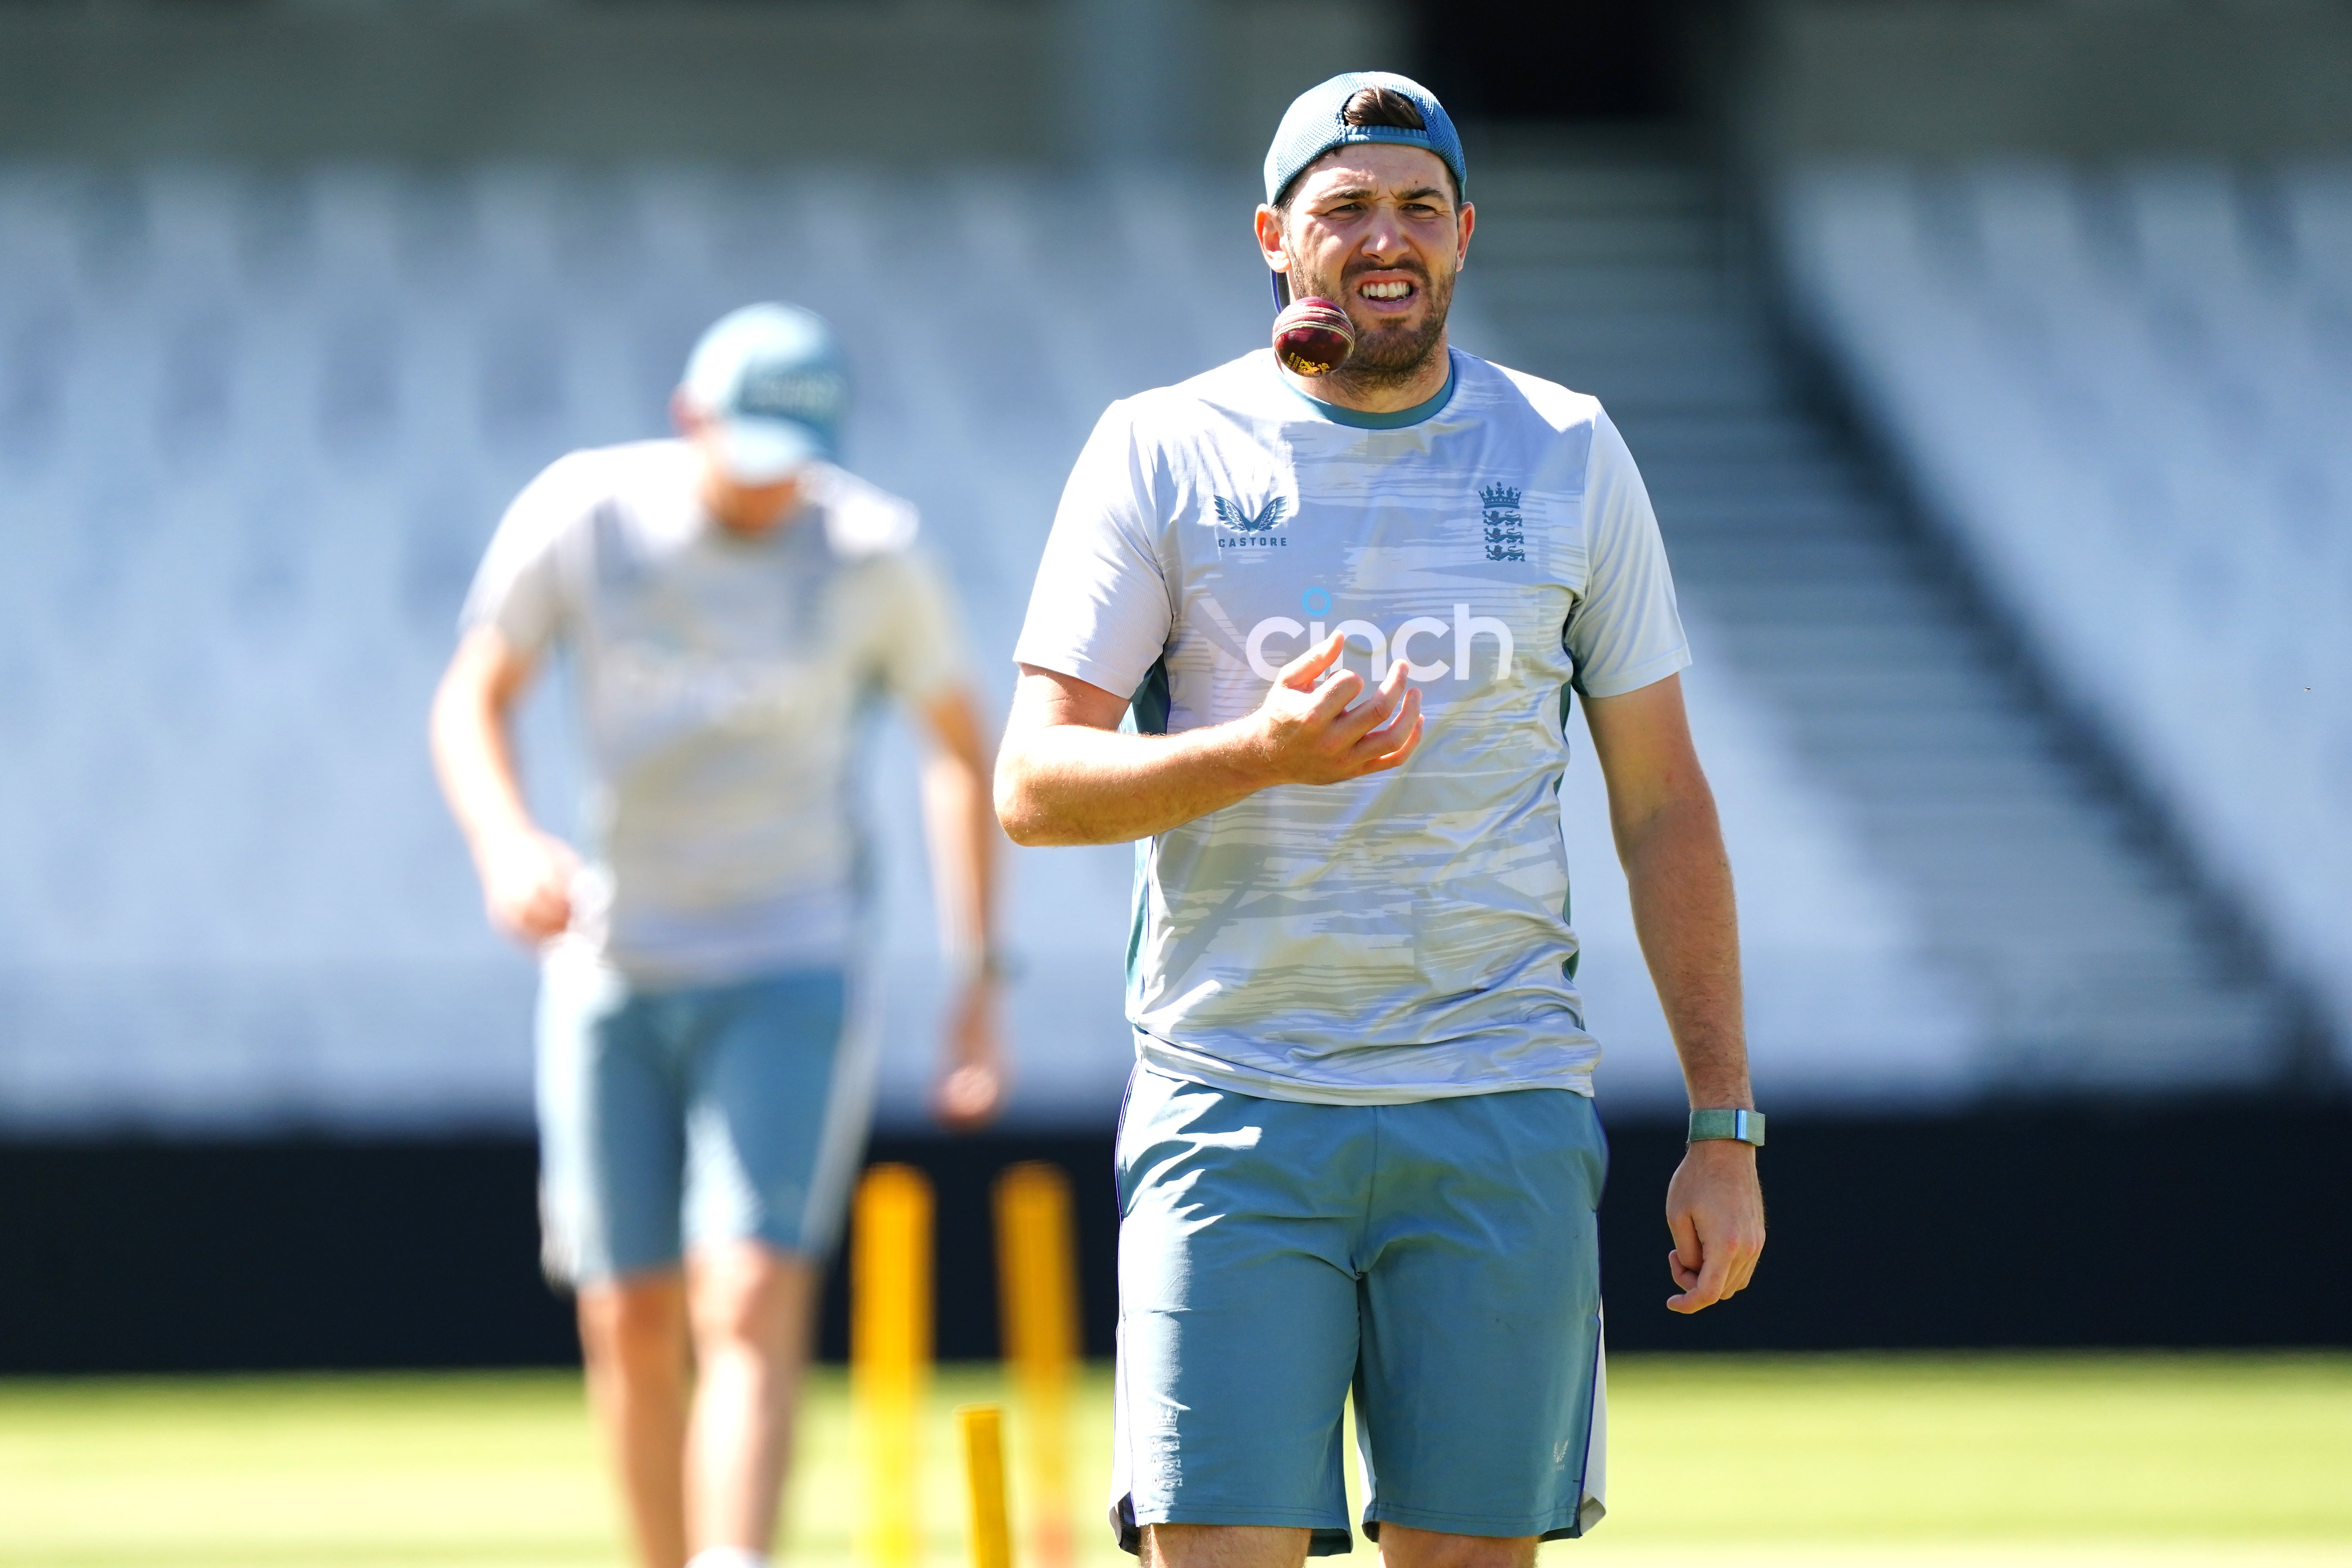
679, 303, 847, 483
1263, 72, 1467, 208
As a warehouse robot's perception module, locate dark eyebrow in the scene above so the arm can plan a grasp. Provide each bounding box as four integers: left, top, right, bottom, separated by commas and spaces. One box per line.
1314, 184, 1454, 206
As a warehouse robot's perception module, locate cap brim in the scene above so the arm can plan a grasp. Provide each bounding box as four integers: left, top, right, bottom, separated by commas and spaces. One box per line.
713, 417, 823, 484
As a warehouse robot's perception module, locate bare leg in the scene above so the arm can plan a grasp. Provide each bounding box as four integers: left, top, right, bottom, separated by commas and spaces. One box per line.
578, 1273, 693, 1568
682, 1240, 819, 1557
1374, 1524, 1536, 1568
1142, 1525, 1311, 1568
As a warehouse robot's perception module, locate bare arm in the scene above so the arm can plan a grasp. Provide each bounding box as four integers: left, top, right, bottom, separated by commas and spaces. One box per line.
994, 632, 1425, 847
429, 626, 580, 944
916, 685, 1008, 1131
1583, 673, 1765, 1314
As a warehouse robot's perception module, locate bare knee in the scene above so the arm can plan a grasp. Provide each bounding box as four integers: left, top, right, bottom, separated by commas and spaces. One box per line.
577, 1273, 688, 1376
1374, 1524, 1535, 1568
687, 1241, 815, 1361
1142, 1524, 1310, 1568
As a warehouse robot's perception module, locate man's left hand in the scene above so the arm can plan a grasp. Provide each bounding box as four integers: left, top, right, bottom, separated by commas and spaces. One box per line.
1664, 1138, 1765, 1313
933, 976, 1007, 1132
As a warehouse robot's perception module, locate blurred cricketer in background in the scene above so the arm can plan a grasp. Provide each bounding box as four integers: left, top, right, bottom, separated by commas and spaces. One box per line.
997, 74, 1765, 1568
432, 303, 1005, 1568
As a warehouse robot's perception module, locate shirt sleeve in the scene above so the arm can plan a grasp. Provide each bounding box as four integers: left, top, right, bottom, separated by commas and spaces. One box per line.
1565, 408, 1692, 698
1010, 402, 1173, 703
458, 453, 590, 658
869, 547, 970, 706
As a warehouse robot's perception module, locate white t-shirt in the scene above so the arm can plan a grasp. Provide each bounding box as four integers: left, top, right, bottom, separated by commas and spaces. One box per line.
463, 441, 965, 983
1013, 348, 1689, 1103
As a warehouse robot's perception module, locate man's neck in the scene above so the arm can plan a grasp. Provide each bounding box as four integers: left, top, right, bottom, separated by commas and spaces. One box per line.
1282, 334, 1451, 415
697, 470, 807, 539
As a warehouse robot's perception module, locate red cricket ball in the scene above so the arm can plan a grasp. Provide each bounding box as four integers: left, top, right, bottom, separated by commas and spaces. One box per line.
1272, 296, 1356, 377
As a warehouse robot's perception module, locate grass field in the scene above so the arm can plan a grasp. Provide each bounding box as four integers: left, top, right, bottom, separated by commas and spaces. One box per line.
2, 1355, 2347, 1567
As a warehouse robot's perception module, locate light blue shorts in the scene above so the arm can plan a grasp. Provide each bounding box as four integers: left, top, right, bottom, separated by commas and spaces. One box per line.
1112, 1067, 1609, 1554
535, 962, 873, 1287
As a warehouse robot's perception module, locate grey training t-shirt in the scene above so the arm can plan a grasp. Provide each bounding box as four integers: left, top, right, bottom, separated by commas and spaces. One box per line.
1013, 349, 1689, 1104
463, 440, 965, 983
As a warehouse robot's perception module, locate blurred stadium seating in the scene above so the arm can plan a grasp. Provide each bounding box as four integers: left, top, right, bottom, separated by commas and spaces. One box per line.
0, 147, 2324, 1141
1779, 160, 2351, 1075
1, 0, 2346, 1368
0, 162, 1277, 1133
1466, 145, 2308, 1100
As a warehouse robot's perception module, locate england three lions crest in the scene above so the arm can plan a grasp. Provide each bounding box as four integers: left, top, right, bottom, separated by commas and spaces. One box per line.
1212, 494, 1290, 550
1480, 483, 1526, 563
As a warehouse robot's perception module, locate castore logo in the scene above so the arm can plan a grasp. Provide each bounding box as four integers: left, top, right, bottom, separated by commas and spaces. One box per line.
1212, 494, 1289, 549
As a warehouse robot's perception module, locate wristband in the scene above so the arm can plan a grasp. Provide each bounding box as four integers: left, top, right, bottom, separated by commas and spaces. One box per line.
1688, 1108, 1765, 1147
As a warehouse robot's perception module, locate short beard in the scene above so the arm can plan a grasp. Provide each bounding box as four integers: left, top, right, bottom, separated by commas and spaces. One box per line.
1287, 248, 1454, 398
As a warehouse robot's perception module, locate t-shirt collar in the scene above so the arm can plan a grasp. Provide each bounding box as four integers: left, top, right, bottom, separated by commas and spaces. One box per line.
690, 452, 831, 546
1275, 349, 1458, 430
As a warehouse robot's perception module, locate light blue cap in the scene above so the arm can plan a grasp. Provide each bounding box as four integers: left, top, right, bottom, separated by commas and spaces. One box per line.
1263, 71, 1467, 207
679, 302, 847, 483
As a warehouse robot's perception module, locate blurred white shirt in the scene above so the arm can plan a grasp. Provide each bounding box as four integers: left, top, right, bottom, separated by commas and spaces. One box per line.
464, 441, 965, 984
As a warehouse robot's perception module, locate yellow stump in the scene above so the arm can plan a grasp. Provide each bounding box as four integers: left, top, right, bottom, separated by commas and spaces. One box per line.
855, 1163, 934, 1568
994, 1162, 1079, 1568
959, 1403, 1014, 1568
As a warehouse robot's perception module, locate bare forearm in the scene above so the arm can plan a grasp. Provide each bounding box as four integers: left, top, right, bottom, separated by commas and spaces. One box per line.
916, 689, 1009, 1128
1618, 792, 1751, 1109
916, 689, 1005, 962
430, 676, 536, 854
996, 720, 1270, 846
922, 750, 998, 960
996, 648, 1421, 847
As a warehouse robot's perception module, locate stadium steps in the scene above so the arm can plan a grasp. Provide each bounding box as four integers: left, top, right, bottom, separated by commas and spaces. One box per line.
1460, 141, 2302, 1091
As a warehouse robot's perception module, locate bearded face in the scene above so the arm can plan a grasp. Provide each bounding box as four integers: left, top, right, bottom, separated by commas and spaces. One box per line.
1264, 144, 1468, 401
1284, 243, 1455, 395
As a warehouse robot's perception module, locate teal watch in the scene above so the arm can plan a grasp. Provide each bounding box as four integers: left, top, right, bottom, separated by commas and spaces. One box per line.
1688, 1108, 1765, 1147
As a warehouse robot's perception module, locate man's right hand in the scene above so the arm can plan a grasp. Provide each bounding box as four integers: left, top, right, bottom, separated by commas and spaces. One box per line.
1248, 631, 1424, 785
996, 637, 1425, 848
476, 826, 580, 944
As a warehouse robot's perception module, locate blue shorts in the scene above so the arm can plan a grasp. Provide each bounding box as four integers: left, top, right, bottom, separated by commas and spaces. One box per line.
1112, 1068, 1609, 1553
534, 962, 873, 1287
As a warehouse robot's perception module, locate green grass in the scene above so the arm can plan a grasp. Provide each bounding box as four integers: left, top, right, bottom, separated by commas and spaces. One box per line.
1, 1356, 2346, 1567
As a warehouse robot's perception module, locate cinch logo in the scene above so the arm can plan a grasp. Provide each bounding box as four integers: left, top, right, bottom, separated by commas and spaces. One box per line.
1212, 494, 1289, 549
1245, 603, 1515, 683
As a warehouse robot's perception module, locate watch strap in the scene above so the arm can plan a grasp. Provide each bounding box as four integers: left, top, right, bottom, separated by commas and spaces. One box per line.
1688, 1108, 1765, 1147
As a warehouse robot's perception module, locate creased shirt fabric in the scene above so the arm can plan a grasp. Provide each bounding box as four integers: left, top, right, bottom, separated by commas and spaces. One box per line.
1013, 349, 1688, 1104
464, 440, 963, 982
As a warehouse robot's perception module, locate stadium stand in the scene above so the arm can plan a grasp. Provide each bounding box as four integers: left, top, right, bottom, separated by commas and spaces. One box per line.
1466, 140, 2311, 1094
0, 164, 1310, 1132
1779, 160, 2348, 1075
0, 152, 2315, 1134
